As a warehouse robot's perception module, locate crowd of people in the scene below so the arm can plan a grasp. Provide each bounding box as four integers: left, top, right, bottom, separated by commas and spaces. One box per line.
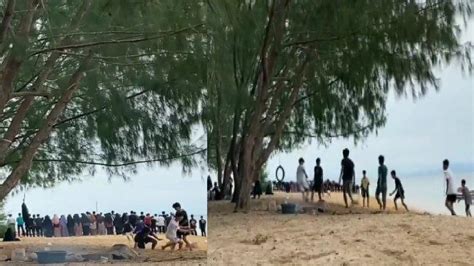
5, 203, 208, 250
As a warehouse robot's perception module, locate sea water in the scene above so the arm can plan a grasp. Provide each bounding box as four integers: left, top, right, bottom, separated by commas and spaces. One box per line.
364, 172, 474, 215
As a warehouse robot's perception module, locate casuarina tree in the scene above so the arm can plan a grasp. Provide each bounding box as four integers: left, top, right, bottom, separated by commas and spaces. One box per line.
0, 0, 207, 201
205, 0, 473, 210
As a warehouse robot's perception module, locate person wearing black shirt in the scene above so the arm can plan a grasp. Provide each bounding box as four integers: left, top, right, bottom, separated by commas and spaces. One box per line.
151, 214, 157, 233
134, 226, 160, 249
338, 148, 355, 208
34, 214, 43, 237
172, 202, 192, 250
128, 211, 138, 228
139, 212, 145, 222
312, 158, 324, 202
389, 170, 409, 211
199, 216, 206, 237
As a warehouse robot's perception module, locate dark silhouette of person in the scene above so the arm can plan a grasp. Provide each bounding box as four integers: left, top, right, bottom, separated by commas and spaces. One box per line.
128, 211, 138, 227
253, 180, 262, 199
114, 213, 123, 235
199, 216, 206, 237
67, 215, 75, 236
312, 158, 324, 202
81, 213, 90, 236
376, 155, 388, 210
35, 214, 43, 237
339, 148, 355, 208
3, 228, 19, 242
42, 215, 53, 237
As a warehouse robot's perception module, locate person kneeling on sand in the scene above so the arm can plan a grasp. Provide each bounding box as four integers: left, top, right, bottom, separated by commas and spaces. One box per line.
134, 226, 161, 250
296, 158, 310, 202
162, 213, 193, 251
389, 170, 408, 211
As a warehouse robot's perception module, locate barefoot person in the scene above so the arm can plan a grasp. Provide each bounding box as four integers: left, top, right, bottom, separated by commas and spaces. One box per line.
443, 159, 457, 216
376, 155, 388, 210
311, 158, 324, 202
161, 213, 193, 251
296, 158, 310, 202
459, 179, 472, 217
360, 170, 370, 208
172, 202, 192, 250
389, 170, 408, 211
199, 216, 206, 237
338, 149, 355, 208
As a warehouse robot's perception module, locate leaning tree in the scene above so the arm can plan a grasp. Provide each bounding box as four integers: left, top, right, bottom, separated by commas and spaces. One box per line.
205, 0, 473, 210
0, 0, 207, 200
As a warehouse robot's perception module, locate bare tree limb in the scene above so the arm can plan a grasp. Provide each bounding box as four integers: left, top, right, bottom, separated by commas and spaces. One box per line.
30, 24, 204, 56
0, 0, 16, 44
11, 91, 50, 98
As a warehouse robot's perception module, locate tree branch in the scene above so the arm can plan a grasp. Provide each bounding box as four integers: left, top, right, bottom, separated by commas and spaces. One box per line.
11, 91, 50, 98
30, 23, 204, 56
4, 148, 207, 167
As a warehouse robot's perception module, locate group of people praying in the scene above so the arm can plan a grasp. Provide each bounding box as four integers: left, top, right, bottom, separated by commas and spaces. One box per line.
5, 203, 208, 250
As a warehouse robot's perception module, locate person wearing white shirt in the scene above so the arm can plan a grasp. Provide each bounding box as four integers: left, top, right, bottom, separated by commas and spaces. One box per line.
296, 158, 310, 202
156, 215, 165, 234
443, 159, 457, 216
6, 214, 16, 236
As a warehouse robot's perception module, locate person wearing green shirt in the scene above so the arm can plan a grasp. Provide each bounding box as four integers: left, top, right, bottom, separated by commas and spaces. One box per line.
16, 213, 25, 237
375, 155, 388, 210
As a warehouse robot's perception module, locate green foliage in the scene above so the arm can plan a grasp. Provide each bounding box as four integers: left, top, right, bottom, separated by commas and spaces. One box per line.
0, 0, 208, 190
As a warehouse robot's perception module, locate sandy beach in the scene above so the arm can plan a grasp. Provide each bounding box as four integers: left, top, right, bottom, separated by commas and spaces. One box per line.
0, 234, 207, 265
208, 191, 474, 265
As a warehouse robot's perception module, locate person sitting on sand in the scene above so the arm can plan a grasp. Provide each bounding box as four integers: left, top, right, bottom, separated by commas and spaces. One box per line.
312, 158, 324, 202
443, 159, 457, 216
338, 149, 355, 208
296, 158, 310, 202
459, 179, 472, 217
376, 155, 388, 210
172, 202, 192, 250
3, 228, 19, 242
134, 226, 161, 249
161, 213, 193, 251
199, 216, 206, 237
360, 170, 370, 208
389, 170, 409, 211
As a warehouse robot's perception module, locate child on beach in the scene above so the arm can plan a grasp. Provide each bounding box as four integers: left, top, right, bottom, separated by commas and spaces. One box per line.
296, 158, 310, 202
459, 179, 472, 217
389, 170, 409, 211
360, 170, 370, 208
161, 213, 193, 251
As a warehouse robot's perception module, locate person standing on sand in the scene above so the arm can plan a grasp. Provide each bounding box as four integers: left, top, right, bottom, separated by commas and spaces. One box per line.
157, 213, 165, 233
199, 216, 206, 237
189, 215, 197, 235
73, 214, 83, 236
297, 158, 310, 202
35, 214, 43, 237
7, 214, 15, 237
443, 159, 457, 216
172, 202, 192, 251
459, 179, 472, 217
360, 170, 370, 208
16, 213, 25, 237
67, 215, 75, 236
389, 170, 409, 211
312, 158, 324, 202
376, 155, 388, 210
339, 149, 355, 208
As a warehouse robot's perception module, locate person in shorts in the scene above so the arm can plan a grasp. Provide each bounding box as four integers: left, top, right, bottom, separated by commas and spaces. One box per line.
376, 155, 388, 210
161, 213, 193, 251
311, 158, 324, 202
172, 202, 192, 250
459, 179, 472, 217
134, 226, 161, 249
338, 148, 355, 208
296, 158, 310, 202
443, 159, 457, 216
360, 170, 370, 208
389, 170, 408, 211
